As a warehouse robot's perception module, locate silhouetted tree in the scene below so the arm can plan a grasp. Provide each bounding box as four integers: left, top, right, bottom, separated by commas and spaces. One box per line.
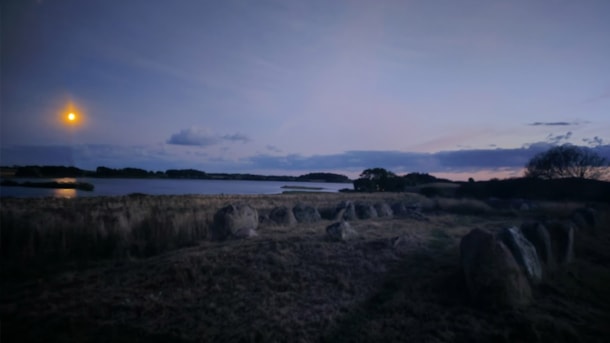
359, 168, 395, 180
354, 168, 406, 192
525, 144, 609, 180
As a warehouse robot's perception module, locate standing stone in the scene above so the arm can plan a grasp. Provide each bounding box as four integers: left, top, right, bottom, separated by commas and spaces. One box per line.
392, 201, 427, 221
374, 202, 393, 217
268, 206, 297, 226
213, 203, 259, 240
391, 201, 409, 216
355, 202, 378, 219
335, 201, 357, 221
545, 221, 575, 265
326, 221, 358, 241
521, 222, 555, 270
292, 203, 321, 223
498, 227, 543, 284
460, 228, 532, 309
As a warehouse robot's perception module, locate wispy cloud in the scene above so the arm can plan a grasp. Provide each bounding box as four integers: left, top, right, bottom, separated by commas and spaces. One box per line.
582, 136, 604, 147
529, 121, 573, 126
222, 133, 251, 143
545, 131, 572, 145
167, 128, 251, 147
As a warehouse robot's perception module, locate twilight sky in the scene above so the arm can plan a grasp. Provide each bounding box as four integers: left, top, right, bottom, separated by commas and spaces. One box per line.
2, 0, 609, 180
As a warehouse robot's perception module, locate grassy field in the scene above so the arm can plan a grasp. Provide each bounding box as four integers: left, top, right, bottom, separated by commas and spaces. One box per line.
1, 193, 609, 342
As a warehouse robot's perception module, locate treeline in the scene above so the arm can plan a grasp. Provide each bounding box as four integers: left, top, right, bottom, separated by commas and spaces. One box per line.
353, 168, 453, 192
1, 165, 351, 183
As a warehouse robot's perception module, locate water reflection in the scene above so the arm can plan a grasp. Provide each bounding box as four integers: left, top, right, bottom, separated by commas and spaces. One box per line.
53, 188, 77, 198
54, 177, 77, 183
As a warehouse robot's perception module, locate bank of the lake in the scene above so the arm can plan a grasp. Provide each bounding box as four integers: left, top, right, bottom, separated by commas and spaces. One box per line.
0, 178, 351, 198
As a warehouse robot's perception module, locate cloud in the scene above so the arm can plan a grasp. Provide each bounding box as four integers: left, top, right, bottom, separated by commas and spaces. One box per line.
167, 128, 250, 146
582, 136, 604, 147
529, 122, 573, 126
545, 131, 572, 145
245, 144, 610, 174
245, 148, 532, 173
167, 128, 219, 146
222, 133, 251, 143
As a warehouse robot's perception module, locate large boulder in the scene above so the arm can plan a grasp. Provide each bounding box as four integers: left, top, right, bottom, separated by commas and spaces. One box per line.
391, 201, 409, 216
545, 221, 575, 265
355, 202, 378, 219
292, 203, 321, 223
521, 222, 555, 270
212, 203, 259, 240
326, 221, 358, 241
335, 201, 357, 221
374, 202, 393, 218
268, 206, 297, 226
460, 228, 532, 309
498, 227, 543, 284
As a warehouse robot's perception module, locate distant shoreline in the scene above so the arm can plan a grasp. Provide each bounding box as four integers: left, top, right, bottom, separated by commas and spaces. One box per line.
0, 166, 353, 183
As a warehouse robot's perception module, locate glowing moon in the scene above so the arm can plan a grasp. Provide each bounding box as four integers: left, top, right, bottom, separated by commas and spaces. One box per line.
68, 113, 76, 121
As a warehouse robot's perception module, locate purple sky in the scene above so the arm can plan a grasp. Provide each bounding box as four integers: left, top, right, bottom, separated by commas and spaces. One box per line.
2, 0, 609, 180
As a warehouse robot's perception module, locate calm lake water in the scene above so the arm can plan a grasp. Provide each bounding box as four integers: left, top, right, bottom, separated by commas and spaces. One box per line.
0, 178, 352, 198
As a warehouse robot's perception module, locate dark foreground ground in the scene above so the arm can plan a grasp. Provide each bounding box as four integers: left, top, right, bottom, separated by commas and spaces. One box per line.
1, 195, 610, 342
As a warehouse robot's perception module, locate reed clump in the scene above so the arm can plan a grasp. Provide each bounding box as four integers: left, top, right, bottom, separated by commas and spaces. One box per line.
1, 196, 210, 265
1, 193, 422, 267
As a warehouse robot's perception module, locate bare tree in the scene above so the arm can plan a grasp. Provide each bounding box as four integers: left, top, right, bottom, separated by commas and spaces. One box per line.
525, 144, 609, 180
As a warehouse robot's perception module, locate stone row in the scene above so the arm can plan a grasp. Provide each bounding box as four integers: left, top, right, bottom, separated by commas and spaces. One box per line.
211, 200, 425, 240
459, 207, 600, 309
